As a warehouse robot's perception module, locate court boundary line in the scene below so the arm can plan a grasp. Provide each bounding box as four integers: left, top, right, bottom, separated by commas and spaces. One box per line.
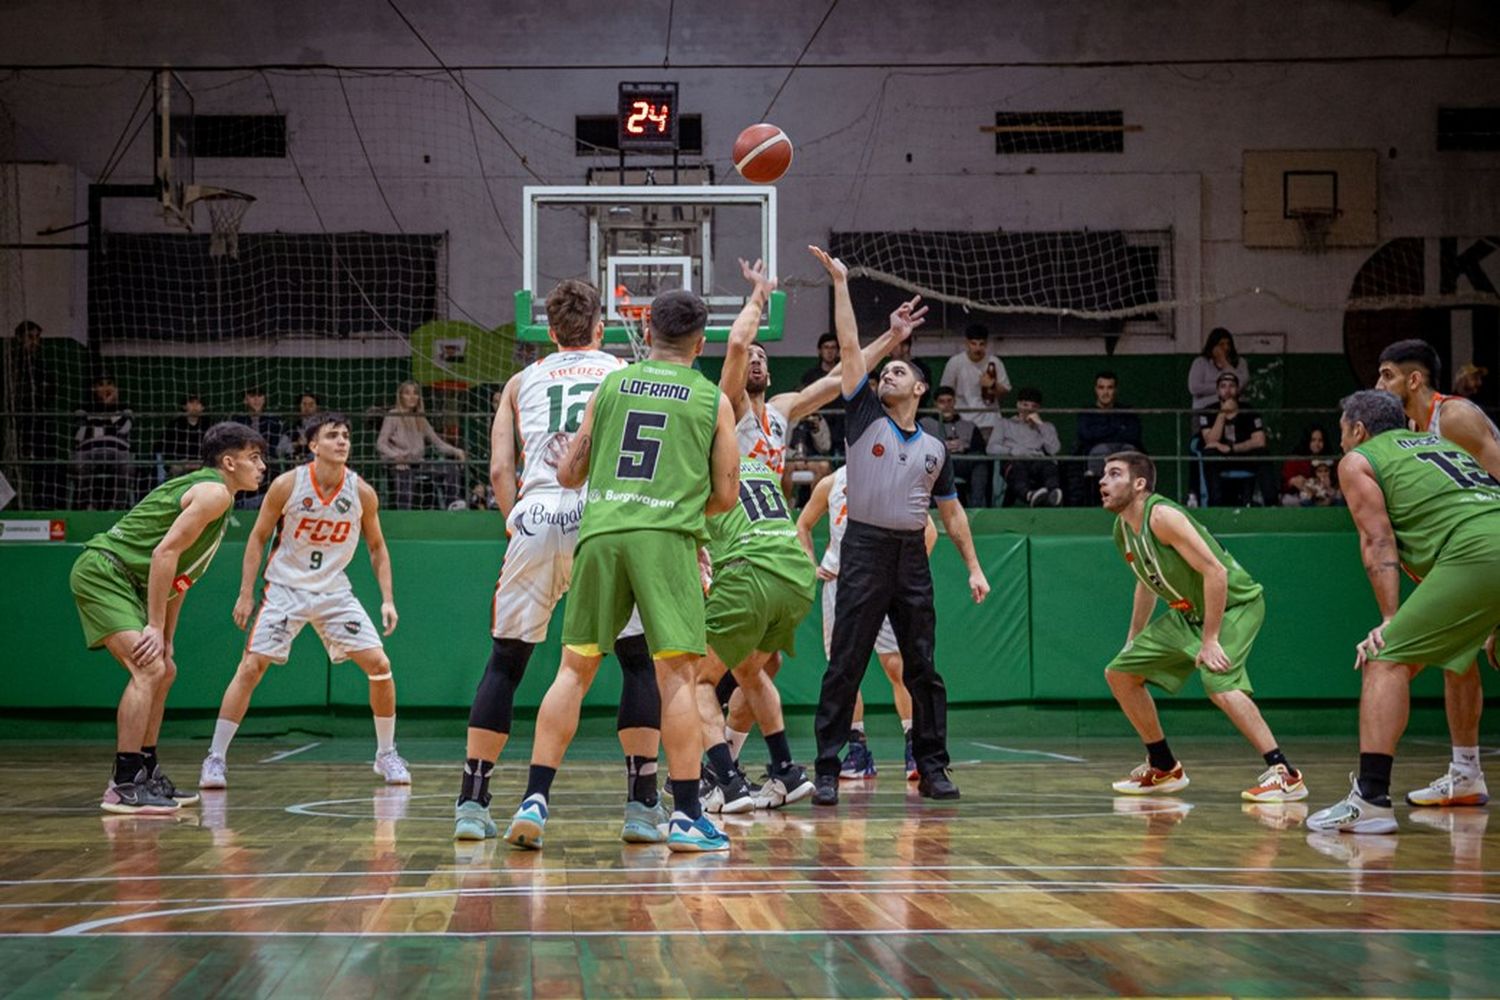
7, 927, 1499, 940
970, 742, 1087, 762
259, 742, 322, 763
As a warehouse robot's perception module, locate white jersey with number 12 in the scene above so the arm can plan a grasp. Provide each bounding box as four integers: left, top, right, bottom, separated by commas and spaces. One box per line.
512, 349, 626, 498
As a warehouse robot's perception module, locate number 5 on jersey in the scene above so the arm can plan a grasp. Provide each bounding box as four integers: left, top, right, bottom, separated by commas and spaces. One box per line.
617, 411, 668, 480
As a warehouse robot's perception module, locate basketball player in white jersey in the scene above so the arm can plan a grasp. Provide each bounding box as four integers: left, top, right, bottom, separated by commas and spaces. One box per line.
1375, 339, 1500, 808
454, 279, 666, 846
798, 464, 936, 781
200, 411, 408, 789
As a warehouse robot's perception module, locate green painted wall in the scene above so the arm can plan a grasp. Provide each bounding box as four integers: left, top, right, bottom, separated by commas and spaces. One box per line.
3, 508, 1481, 713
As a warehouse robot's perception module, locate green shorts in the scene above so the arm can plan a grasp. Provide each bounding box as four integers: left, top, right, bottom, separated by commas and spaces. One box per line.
70, 548, 148, 649
706, 559, 815, 669
1105, 594, 1264, 695
562, 529, 706, 658
1380, 520, 1500, 671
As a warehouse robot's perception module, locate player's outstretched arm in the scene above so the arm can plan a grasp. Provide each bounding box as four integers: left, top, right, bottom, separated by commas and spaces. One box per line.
556, 395, 598, 491
234, 472, 293, 629
1340, 451, 1400, 667
706, 393, 742, 516
808, 246, 865, 400
1150, 504, 1231, 673
720, 258, 776, 424
490, 378, 521, 518
796, 472, 834, 570
934, 497, 990, 604
358, 478, 398, 635
135, 480, 233, 668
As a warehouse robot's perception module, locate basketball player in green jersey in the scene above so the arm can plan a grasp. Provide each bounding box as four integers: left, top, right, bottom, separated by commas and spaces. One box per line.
694, 457, 819, 812
502, 287, 741, 853
1309, 391, 1500, 834
68, 422, 267, 813
1099, 451, 1307, 802
1374, 339, 1499, 807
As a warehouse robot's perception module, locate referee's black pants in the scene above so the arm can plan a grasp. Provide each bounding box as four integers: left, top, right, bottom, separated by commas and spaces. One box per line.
814, 519, 950, 779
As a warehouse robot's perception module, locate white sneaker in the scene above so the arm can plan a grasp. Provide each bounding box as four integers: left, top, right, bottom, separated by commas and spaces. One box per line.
199, 753, 227, 790
1405, 764, 1488, 807
1307, 776, 1397, 834
373, 748, 411, 785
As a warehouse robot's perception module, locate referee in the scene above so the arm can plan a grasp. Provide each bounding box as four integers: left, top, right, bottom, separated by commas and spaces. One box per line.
808, 246, 991, 805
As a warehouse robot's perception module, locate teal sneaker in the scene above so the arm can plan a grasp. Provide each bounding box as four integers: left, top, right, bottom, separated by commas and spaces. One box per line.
620, 799, 668, 844
503, 794, 548, 850
1307, 776, 1397, 835
454, 798, 497, 841
666, 812, 730, 853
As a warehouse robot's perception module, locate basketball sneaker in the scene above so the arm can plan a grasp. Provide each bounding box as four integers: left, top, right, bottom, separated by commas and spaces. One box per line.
753, 763, 815, 809
1241, 763, 1308, 802
620, 799, 669, 844
453, 799, 497, 841
1111, 761, 1189, 795
839, 738, 876, 780
145, 766, 199, 806
1306, 776, 1397, 834
904, 732, 918, 781
666, 812, 730, 853
503, 794, 548, 850
704, 768, 756, 814
101, 776, 179, 815
1404, 764, 1489, 807
199, 753, 227, 790
812, 773, 840, 806
373, 748, 412, 785
917, 768, 961, 800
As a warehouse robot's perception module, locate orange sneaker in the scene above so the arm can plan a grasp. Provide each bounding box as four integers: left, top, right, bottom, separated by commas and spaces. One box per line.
1242, 763, 1309, 802
1111, 761, 1189, 795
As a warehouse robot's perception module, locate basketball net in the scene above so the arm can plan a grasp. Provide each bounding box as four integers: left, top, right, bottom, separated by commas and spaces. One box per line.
1288, 208, 1337, 255
618, 302, 650, 362
190, 187, 256, 259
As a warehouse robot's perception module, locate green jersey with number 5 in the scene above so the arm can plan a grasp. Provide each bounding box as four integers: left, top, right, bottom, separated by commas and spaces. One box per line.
707, 458, 818, 600
1355, 429, 1500, 578
579, 359, 721, 544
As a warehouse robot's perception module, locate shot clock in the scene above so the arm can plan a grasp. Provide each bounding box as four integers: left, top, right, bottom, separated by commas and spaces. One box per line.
617, 82, 680, 151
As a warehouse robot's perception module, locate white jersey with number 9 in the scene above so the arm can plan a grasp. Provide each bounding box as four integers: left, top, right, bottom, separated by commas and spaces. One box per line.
512, 349, 626, 498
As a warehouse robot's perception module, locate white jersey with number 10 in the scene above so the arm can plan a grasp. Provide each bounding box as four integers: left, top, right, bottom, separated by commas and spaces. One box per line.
512, 349, 626, 498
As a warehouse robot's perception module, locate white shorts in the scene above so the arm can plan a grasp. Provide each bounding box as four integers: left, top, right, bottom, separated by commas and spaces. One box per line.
247, 582, 382, 664
822, 577, 899, 660
492, 490, 643, 643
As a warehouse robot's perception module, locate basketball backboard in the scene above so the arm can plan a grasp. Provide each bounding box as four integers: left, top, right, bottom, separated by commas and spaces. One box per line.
515, 184, 784, 345
154, 69, 195, 229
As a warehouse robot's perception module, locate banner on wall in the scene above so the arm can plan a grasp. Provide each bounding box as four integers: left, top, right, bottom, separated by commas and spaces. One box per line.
0, 520, 65, 542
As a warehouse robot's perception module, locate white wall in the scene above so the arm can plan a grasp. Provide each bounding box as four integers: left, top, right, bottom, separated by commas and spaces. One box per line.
1, 0, 1497, 354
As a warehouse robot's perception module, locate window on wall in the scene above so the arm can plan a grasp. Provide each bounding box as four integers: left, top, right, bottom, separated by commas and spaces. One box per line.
993, 111, 1126, 154
1437, 107, 1500, 152
155, 114, 289, 158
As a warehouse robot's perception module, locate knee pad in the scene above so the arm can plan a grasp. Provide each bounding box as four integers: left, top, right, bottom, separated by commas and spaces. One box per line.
714, 670, 739, 708
467, 638, 535, 734
614, 633, 660, 731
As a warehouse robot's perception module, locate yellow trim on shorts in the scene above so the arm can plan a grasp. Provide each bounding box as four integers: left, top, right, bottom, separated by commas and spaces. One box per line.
654, 649, 694, 661
565, 643, 602, 656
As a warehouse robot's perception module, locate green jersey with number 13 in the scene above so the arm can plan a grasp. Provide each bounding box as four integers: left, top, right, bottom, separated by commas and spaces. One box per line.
579, 360, 721, 544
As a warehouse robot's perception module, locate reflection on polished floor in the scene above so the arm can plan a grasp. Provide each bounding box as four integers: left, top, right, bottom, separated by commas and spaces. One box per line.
0, 734, 1495, 997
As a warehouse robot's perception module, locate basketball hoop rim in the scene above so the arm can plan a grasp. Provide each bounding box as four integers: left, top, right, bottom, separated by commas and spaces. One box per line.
185, 185, 256, 206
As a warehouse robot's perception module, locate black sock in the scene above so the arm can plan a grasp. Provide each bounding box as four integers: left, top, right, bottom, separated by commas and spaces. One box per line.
458, 758, 494, 807
524, 764, 557, 801
626, 755, 659, 807
141, 745, 159, 777
113, 751, 145, 785
849, 728, 868, 744
706, 742, 737, 781
1357, 752, 1394, 804
764, 730, 793, 772
1262, 747, 1290, 771
670, 778, 702, 820
1145, 739, 1176, 772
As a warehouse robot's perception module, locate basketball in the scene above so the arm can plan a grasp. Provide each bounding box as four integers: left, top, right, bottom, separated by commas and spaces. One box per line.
733, 123, 793, 184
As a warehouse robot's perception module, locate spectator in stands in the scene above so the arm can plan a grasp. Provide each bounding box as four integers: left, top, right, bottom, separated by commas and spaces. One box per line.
797, 332, 845, 454
940, 323, 1009, 445
233, 386, 290, 508
289, 391, 322, 462
1297, 459, 1342, 507
921, 384, 987, 507
377, 379, 466, 509
1188, 327, 1250, 410
72, 373, 133, 509
1279, 424, 1331, 506
5, 319, 62, 508
1197, 371, 1268, 507
1454, 362, 1487, 401
987, 386, 1062, 507
1071, 370, 1143, 505
158, 392, 208, 480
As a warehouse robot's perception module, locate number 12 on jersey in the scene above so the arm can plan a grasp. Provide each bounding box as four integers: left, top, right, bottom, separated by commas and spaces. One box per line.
546, 382, 597, 433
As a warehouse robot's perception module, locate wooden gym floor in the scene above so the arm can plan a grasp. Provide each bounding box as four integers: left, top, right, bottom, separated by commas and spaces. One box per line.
0, 728, 1495, 997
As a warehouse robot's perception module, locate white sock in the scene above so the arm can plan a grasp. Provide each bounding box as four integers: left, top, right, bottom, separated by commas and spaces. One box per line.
901, 718, 912, 734
1453, 746, 1481, 773
851, 721, 866, 735
725, 727, 750, 760
209, 718, 239, 758
374, 715, 396, 753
